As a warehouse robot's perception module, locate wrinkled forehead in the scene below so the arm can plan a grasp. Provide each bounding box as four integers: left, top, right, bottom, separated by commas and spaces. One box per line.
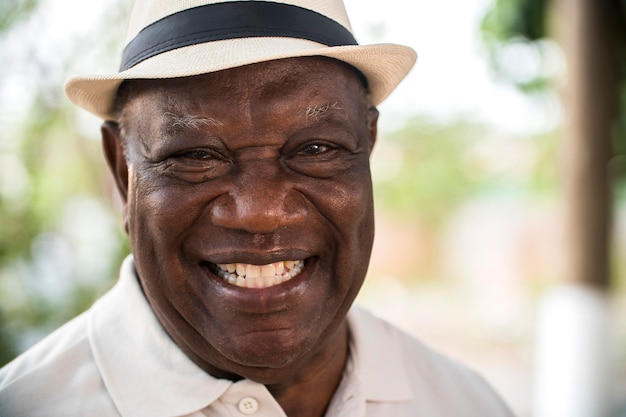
115, 56, 368, 121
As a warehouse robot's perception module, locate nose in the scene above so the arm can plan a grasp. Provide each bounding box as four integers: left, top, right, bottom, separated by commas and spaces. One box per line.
210, 161, 308, 234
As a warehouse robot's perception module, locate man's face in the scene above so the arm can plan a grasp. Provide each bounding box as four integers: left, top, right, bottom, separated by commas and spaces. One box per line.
107, 57, 378, 383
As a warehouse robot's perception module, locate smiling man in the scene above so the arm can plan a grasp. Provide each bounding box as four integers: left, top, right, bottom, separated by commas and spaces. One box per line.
0, 1, 515, 416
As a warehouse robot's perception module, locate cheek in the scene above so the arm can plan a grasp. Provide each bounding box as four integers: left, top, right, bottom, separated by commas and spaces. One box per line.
315, 171, 374, 311
326, 168, 374, 239
340, 167, 375, 267
127, 172, 206, 260
127, 179, 209, 310
307, 164, 375, 273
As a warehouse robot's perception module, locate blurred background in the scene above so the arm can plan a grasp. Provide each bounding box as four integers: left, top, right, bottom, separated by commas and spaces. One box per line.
0, 0, 625, 416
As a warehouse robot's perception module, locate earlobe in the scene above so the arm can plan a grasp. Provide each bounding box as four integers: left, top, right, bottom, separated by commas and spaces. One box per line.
101, 121, 130, 204
367, 106, 379, 154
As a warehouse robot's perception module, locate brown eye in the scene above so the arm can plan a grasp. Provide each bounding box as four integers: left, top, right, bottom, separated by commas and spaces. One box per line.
299, 143, 330, 155
183, 150, 213, 160
175, 148, 230, 163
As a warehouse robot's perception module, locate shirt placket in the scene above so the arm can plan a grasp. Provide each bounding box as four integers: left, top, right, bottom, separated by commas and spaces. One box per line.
201, 379, 288, 417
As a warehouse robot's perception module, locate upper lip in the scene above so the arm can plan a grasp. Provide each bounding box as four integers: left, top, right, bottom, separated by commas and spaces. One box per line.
200, 248, 315, 266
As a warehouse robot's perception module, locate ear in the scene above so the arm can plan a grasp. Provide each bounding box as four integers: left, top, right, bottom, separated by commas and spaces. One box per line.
367, 106, 379, 154
101, 121, 130, 204
102, 121, 131, 234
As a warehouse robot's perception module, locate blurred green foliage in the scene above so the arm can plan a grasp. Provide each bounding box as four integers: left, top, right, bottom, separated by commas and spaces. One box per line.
482, 0, 547, 41
0, 97, 130, 365
373, 117, 558, 223
481, 0, 552, 94
0, 0, 130, 366
374, 119, 484, 223
0, 0, 38, 32
370, 117, 560, 291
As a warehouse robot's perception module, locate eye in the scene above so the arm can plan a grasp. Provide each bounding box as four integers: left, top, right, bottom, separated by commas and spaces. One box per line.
181, 150, 214, 160
299, 143, 331, 155
161, 147, 231, 183
172, 148, 230, 164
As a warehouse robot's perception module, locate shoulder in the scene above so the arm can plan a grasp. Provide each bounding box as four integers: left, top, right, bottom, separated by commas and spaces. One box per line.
348, 306, 515, 416
0, 310, 118, 416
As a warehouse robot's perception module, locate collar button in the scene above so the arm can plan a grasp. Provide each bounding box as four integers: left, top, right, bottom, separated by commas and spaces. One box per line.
238, 397, 259, 415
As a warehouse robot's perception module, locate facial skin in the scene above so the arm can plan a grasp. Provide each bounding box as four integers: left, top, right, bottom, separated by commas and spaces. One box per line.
102, 57, 378, 416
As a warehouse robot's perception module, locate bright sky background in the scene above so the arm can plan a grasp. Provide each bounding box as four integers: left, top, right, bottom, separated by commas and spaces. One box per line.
343, 0, 560, 134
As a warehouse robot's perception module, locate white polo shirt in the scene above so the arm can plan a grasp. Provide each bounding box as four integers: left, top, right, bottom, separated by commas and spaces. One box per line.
0, 256, 515, 416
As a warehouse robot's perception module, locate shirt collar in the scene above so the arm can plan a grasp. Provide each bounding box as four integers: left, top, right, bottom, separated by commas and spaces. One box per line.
88, 255, 231, 417
346, 306, 414, 402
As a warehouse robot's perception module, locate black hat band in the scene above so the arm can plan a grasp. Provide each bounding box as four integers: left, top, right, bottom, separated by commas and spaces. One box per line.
120, 1, 359, 71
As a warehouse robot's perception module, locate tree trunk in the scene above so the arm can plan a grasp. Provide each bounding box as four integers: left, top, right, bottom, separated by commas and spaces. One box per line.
533, 1, 622, 416
559, 0, 620, 289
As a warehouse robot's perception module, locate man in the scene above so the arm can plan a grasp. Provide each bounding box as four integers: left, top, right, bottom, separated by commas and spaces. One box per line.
0, 1, 515, 416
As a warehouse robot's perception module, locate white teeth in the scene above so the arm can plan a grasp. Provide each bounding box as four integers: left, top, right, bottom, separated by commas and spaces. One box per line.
246, 265, 261, 278
214, 260, 305, 288
261, 264, 275, 277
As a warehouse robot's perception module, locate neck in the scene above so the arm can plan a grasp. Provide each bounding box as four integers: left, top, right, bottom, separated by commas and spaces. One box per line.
268, 321, 349, 417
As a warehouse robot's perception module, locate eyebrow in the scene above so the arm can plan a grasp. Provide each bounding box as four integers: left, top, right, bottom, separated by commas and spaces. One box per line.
164, 112, 224, 131
161, 103, 347, 134
303, 102, 346, 120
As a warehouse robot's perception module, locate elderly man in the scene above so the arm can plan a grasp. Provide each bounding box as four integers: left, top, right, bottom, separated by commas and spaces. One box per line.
0, 1, 515, 416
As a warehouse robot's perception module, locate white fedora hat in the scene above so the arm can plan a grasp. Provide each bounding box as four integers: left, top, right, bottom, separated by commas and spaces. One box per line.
65, 0, 417, 120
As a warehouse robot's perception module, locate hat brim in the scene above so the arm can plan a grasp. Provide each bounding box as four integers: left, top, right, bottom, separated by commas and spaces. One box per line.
65, 37, 417, 120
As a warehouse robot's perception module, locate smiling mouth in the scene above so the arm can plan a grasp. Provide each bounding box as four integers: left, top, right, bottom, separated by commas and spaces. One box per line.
211, 260, 305, 289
